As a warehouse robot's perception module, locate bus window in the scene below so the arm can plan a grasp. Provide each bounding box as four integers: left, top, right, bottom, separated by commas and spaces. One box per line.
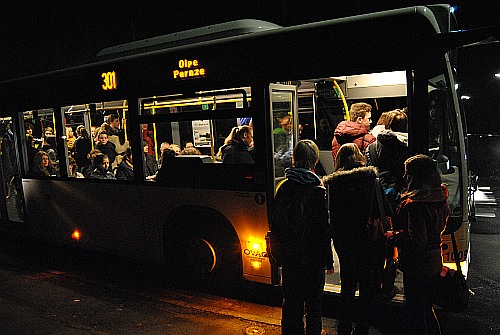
22, 109, 61, 178
62, 101, 129, 178
140, 88, 254, 184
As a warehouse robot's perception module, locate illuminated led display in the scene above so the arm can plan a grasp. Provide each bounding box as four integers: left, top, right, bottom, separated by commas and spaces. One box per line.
101, 71, 117, 90
173, 59, 206, 79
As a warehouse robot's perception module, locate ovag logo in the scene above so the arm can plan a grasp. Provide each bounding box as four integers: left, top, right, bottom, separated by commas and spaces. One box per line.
244, 249, 268, 258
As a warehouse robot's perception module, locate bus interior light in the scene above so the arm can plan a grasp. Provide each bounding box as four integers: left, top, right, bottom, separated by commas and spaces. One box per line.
251, 260, 263, 269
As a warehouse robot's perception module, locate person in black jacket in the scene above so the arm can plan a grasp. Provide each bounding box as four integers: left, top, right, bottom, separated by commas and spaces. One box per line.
115, 148, 134, 181
324, 143, 388, 335
219, 125, 254, 164
272, 139, 333, 335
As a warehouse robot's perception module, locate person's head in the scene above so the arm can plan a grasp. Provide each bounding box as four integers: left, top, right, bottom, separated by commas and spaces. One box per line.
25, 123, 34, 135
97, 132, 109, 145
349, 102, 372, 130
170, 144, 181, 155
292, 139, 319, 170
141, 123, 149, 131
75, 125, 85, 137
34, 151, 51, 175
334, 143, 366, 171
107, 114, 120, 129
184, 141, 194, 149
124, 148, 133, 164
227, 125, 253, 147
181, 147, 201, 155
102, 155, 110, 170
404, 154, 442, 199
278, 114, 292, 131
44, 127, 54, 138
161, 148, 176, 160
87, 149, 102, 161
68, 156, 78, 175
386, 109, 408, 133
376, 111, 391, 126
66, 126, 74, 139
160, 141, 170, 153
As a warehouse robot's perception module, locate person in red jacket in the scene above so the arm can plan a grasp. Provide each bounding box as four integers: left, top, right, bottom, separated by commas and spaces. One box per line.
331, 102, 375, 163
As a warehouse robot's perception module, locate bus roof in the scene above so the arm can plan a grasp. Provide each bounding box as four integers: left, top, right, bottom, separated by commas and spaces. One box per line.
96, 19, 282, 60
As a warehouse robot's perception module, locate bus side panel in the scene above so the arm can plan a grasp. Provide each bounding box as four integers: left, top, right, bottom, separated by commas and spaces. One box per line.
140, 185, 272, 284
22, 179, 147, 258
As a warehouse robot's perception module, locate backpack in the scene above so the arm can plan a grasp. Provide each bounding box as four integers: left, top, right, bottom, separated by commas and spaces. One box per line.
266, 180, 312, 267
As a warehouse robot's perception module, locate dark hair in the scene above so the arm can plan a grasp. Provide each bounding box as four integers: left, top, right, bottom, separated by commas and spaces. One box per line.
334, 143, 366, 171
292, 139, 319, 170
386, 110, 408, 132
403, 154, 442, 199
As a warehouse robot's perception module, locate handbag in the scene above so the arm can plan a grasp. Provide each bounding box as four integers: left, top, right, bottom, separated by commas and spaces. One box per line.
434, 231, 469, 312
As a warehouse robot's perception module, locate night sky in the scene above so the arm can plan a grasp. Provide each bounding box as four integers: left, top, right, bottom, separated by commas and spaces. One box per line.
1, 1, 498, 133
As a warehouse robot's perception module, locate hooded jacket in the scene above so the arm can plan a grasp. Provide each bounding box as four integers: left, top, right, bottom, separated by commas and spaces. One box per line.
365, 129, 409, 194
271, 168, 333, 269
392, 185, 449, 274
331, 121, 375, 161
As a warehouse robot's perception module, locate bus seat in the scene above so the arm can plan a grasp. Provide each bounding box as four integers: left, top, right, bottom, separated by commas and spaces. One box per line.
156, 156, 203, 188
319, 150, 334, 175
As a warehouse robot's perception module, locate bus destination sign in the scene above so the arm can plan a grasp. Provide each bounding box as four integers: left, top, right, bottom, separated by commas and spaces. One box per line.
173, 59, 206, 79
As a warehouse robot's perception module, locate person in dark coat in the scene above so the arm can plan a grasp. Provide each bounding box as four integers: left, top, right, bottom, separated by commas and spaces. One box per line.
115, 148, 134, 181
386, 154, 448, 335
219, 125, 254, 164
366, 109, 410, 212
324, 143, 387, 335
272, 139, 334, 335
95, 131, 116, 169
30, 151, 59, 177
73, 126, 92, 172
331, 102, 375, 164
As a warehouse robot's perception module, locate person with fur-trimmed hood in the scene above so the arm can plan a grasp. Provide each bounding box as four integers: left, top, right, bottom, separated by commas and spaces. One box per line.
331, 102, 376, 164
324, 143, 388, 335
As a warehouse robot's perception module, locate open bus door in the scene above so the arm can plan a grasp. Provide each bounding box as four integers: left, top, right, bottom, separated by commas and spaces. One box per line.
0, 116, 24, 226
269, 84, 299, 193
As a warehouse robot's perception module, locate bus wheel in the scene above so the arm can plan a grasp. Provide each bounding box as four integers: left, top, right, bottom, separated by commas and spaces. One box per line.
185, 237, 217, 274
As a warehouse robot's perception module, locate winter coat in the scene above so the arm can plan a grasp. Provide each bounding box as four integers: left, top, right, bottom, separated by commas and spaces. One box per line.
331, 121, 375, 161
323, 166, 379, 258
365, 130, 410, 205
220, 139, 254, 164
271, 168, 333, 269
391, 185, 449, 276
73, 137, 92, 171
115, 160, 134, 181
96, 141, 116, 165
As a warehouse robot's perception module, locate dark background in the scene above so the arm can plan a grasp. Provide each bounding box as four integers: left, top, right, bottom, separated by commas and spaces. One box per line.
0, 1, 498, 134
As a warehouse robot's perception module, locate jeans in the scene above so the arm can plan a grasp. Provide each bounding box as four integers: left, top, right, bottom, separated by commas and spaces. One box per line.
281, 265, 325, 335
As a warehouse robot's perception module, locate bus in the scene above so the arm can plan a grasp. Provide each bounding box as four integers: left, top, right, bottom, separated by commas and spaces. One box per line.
0, 5, 493, 298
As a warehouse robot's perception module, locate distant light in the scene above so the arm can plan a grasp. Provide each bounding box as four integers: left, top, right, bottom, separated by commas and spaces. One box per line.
495, 73, 500, 78
71, 230, 81, 240
450, 6, 457, 14
461, 95, 471, 100
455, 83, 459, 90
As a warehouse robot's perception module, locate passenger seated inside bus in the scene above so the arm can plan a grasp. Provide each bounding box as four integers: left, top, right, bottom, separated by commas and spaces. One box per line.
218, 125, 254, 164
115, 148, 134, 181
68, 156, 84, 178
84, 152, 116, 180
30, 151, 59, 177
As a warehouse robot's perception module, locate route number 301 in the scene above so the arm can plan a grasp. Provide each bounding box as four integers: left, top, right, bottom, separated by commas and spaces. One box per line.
101, 71, 117, 90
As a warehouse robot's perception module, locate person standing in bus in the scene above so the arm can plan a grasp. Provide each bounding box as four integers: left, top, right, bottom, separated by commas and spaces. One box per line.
73, 126, 92, 172
219, 125, 254, 164
95, 131, 116, 170
366, 109, 409, 213
323, 143, 386, 335
271, 139, 333, 335
385, 154, 448, 335
331, 102, 375, 164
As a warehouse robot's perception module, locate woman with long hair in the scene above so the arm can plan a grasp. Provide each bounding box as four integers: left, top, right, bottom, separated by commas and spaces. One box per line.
218, 125, 254, 164
30, 151, 58, 177
324, 143, 385, 335
386, 154, 448, 334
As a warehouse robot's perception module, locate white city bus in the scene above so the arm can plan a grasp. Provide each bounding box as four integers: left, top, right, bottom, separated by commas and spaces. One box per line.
1, 5, 492, 298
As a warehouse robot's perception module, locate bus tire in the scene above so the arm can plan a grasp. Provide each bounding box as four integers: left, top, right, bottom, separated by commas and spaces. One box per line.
163, 208, 242, 283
